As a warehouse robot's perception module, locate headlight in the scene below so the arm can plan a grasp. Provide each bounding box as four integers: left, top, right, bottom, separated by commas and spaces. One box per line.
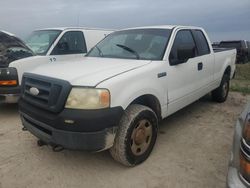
65, 88, 110, 109
243, 113, 250, 142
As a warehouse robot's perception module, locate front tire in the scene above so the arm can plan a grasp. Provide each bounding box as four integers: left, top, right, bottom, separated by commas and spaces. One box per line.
110, 104, 158, 166
212, 74, 230, 103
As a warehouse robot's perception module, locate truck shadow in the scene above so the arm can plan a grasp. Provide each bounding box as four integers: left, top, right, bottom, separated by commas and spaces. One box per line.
0, 103, 18, 115
27, 94, 214, 170
158, 94, 212, 131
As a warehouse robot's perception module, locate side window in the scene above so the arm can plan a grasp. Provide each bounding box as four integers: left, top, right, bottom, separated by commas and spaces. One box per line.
51, 31, 87, 55
169, 30, 197, 65
192, 30, 210, 56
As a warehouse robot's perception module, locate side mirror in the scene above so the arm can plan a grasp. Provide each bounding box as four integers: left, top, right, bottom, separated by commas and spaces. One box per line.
177, 46, 195, 63
170, 46, 195, 65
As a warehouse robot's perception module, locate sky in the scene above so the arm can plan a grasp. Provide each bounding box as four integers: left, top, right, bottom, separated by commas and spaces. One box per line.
0, 0, 249, 42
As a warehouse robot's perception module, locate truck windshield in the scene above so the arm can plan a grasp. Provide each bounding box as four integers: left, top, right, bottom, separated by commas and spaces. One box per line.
25, 30, 62, 55
87, 29, 172, 60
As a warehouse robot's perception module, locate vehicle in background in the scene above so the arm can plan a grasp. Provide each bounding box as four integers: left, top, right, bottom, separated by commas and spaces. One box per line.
0, 27, 113, 103
247, 41, 250, 61
0, 30, 34, 68
212, 42, 220, 48
219, 40, 248, 64
227, 102, 250, 188
19, 25, 236, 166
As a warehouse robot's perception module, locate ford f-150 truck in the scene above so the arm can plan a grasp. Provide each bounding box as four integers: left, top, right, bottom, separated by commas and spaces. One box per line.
0, 27, 113, 103
19, 25, 236, 166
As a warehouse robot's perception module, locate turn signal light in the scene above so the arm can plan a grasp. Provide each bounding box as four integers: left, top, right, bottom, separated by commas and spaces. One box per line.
0, 80, 17, 86
100, 90, 110, 107
240, 151, 250, 182
243, 114, 250, 142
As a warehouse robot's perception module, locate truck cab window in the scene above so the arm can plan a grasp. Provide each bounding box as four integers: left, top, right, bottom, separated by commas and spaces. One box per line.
169, 30, 197, 65
192, 30, 210, 56
51, 31, 87, 55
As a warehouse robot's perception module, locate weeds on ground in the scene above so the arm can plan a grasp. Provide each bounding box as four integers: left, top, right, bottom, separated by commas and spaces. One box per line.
230, 63, 250, 95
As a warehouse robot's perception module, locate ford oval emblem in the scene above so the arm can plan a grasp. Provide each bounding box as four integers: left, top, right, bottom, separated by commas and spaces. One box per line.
29, 87, 40, 96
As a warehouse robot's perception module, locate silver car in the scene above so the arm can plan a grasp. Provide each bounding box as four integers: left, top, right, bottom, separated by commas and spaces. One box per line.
227, 102, 250, 187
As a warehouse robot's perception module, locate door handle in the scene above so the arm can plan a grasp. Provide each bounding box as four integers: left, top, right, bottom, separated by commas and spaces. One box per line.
198, 62, 203, 71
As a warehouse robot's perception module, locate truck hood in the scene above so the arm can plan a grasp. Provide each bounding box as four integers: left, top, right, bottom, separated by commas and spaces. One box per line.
0, 31, 34, 68
29, 57, 151, 87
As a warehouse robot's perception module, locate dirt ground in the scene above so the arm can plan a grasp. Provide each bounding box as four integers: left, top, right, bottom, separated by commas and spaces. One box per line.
0, 92, 249, 188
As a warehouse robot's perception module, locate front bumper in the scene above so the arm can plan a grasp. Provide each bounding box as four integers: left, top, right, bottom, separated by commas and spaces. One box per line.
227, 167, 247, 188
19, 99, 124, 151
0, 86, 20, 103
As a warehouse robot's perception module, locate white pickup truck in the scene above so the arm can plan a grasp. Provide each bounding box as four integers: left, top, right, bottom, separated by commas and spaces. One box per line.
19, 25, 236, 166
0, 27, 113, 103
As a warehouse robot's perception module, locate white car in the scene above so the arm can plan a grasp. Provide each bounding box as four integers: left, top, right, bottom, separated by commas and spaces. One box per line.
0, 27, 113, 103
19, 25, 236, 166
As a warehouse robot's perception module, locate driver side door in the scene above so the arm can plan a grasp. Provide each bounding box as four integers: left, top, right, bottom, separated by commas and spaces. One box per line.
166, 29, 200, 115
48, 31, 87, 63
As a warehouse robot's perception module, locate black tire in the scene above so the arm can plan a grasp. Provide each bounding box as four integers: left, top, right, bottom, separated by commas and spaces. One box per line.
211, 74, 230, 103
110, 104, 158, 166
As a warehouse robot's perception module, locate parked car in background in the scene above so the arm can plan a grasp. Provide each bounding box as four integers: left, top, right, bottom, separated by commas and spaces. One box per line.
19, 25, 236, 166
247, 41, 250, 61
227, 102, 250, 188
0, 31, 34, 103
219, 40, 248, 64
0, 30, 34, 68
0, 27, 114, 103
24, 27, 113, 61
212, 42, 220, 48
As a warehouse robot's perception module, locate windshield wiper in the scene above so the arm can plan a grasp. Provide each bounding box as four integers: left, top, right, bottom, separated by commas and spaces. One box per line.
116, 44, 140, 59
94, 46, 103, 57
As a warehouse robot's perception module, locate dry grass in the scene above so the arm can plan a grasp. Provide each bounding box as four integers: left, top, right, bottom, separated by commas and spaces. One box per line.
230, 63, 250, 94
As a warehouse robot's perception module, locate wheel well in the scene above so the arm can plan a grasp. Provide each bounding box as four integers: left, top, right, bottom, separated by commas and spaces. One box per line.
224, 66, 231, 77
130, 95, 162, 120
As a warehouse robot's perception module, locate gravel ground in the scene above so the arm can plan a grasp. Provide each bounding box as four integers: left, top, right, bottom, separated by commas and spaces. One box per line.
0, 92, 249, 188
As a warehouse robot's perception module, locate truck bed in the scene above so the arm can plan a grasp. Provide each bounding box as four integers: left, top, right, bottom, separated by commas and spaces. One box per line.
213, 47, 235, 53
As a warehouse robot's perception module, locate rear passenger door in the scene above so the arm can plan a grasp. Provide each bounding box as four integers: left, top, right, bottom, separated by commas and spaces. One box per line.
49, 31, 87, 62
191, 30, 214, 88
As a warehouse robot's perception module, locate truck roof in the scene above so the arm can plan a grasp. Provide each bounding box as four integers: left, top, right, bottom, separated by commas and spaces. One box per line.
220, 40, 244, 43
121, 25, 203, 31
35, 27, 114, 32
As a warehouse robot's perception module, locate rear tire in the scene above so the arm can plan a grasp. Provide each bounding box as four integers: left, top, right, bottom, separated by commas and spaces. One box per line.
212, 74, 230, 103
110, 104, 158, 166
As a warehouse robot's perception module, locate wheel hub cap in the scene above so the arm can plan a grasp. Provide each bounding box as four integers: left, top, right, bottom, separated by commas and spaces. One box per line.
130, 119, 153, 156
134, 129, 146, 145
222, 82, 228, 98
